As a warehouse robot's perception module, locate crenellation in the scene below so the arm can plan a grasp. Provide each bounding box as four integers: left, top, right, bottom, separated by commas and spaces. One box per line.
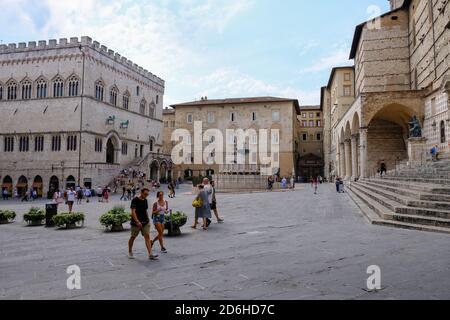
18, 43, 26, 49
115, 53, 121, 61
70, 37, 79, 44
48, 39, 57, 47
81, 36, 92, 45
93, 41, 100, 49
38, 40, 46, 48
8, 43, 17, 50
59, 38, 67, 46
108, 49, 114, 57
100, 45, 107, 52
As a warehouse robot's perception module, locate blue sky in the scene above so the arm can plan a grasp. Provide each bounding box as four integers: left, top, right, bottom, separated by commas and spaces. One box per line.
0, 0, 389, 106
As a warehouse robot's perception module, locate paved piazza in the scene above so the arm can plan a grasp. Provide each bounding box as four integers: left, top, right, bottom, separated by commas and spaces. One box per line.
0, 184, 449, 300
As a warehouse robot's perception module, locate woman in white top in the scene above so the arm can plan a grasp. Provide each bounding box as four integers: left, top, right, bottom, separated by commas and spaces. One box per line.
152, 191, 168, 253
66, 188, 76, 213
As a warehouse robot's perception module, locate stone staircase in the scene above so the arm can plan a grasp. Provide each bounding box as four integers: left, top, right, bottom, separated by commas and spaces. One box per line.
347, 160, 450, 234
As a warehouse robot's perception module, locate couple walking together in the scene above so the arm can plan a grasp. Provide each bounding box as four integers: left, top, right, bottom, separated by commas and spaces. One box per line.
192, 178, 224, 231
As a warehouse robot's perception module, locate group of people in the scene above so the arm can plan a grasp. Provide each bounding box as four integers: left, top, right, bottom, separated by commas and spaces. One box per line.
1, 187, 39, 202
128, 178, 225, 260
51, 185, 110, 213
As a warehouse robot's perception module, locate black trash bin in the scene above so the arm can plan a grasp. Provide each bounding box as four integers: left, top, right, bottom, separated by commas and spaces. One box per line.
45, 203, 58, 227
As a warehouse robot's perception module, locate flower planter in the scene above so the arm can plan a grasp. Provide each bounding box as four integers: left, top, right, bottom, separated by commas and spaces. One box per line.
99, 206, 131, 232
53, 213, 85, 229
110, 224, 125, 232
27, 220, 44, 226
0, 219, 9, 225
164, 212, 188, 237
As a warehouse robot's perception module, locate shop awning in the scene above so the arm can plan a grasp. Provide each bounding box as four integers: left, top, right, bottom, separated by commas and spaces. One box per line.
16, 183, 28, 188
2, 183, 12, 188
32, 182, 43, 188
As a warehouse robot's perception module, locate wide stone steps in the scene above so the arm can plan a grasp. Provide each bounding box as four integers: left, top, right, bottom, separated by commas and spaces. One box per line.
361, 181, 450, 211
346, 187, 450, 234
384, 175, 450, 185
349, 183, 450, 230
365, 179, 450, 202
367, 178, 450, 195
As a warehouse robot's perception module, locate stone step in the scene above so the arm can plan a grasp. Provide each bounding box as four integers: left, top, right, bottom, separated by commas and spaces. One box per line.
367, 178, 450, 195
351, 183, 450, 223
346, 186, 450, 234
382, 176, 450, 186
371, 176, 450, 191
360, 181, 450, 211
364, 180, 450, 202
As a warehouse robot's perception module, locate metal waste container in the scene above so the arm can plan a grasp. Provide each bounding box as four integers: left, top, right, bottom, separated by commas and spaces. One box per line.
45, 203, 58, 227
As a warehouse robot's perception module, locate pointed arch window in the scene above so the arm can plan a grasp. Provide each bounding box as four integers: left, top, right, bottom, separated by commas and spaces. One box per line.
441, 121, 446, 144
7, 81, 17, 100
140, 100, 147, 115
0, 84, 3, 100
110, 86, 119, 106
95, 80, 104, 101
68, 75, 79, 97
149, 102, 155, 119
36, 78, 47, 99
53, 77, 64, 97
21, 80, 32, 100
122, 91, 130, 110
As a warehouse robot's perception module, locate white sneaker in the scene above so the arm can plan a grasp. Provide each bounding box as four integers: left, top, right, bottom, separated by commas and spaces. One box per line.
149, 254, 159, 260
128, 252, 135, 259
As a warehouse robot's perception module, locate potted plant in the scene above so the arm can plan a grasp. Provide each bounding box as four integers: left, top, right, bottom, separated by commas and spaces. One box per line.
23, 207, 45, 226
99, 206, 131, 232
53, 212, 85, 229
164, 211, 188, 236
0, 210, 16, 224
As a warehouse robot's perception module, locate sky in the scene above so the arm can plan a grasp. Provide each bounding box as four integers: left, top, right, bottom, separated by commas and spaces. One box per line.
0, 0, 390, 107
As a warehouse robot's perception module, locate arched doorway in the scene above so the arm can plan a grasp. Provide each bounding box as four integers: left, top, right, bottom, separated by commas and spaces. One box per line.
66, 175, 76, 189
366, 104, 413, 175
160, 161, 168, 183
106, 138, 116, 164
206, 169, 215, 177
2, 176, 13, 196
150, 160, 159, 181
17, 176, 28, 197
49, 176, 59, 198
184, 169, 193, 179
33, 176, 43, 198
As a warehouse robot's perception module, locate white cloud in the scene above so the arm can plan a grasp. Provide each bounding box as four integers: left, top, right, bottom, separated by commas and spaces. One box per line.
179, 68, 320, 105
299, 45, 352, 74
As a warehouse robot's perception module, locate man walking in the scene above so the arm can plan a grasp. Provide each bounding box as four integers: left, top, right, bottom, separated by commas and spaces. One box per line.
128, 188, 158, 260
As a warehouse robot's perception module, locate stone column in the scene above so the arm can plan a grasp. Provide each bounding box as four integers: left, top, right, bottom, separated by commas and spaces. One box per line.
344, 139, 352, 180
339, 143, 345, 179
359, 128, 368, 179
351, 134, 358, 180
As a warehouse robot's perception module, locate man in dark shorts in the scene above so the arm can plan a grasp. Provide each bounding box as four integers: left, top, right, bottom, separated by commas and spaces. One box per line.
128, 188, 158, 260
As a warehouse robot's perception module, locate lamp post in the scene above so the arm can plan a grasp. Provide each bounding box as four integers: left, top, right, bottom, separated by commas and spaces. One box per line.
77, 45, 86, 187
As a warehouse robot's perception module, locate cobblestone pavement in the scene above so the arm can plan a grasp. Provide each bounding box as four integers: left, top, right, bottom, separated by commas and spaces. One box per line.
0, 184, 449, 300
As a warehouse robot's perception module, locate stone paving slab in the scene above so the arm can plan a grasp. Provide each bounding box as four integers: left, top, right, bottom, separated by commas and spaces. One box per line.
0, 184, 449, 300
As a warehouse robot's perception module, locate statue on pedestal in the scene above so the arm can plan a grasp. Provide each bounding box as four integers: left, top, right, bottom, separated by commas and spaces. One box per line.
408, 116, 422, 138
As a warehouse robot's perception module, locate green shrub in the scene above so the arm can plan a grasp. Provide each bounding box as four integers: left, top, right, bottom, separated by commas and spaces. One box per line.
165, 211, 188, 226
99, 206, 131, 229
0, 210, 16, 222
52, 212, 85, 228
23, 207, 45, 223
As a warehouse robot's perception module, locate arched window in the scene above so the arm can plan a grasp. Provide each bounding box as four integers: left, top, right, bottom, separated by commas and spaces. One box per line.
441, 121, 446, 144
149, 137, 155, 152
36, 78, 47, 99
122, 91, 130, 110
7, 80, 17, 100
149, 102, 155, 118
53, 77, 64, 97
110, 86, 119, 106
68, 75, 79, 97
0, 83, 3, 100
140, 100, 147, 115
21, 80, 32, 100
95, 80, 104, 101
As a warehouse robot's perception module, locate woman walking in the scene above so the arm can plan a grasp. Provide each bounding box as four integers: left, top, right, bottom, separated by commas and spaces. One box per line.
66, 187, 76, 213
152, 191, 168, 253
191, 185, 211, 230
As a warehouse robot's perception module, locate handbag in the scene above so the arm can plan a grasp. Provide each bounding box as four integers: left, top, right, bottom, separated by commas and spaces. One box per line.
192, 197, 203, 208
